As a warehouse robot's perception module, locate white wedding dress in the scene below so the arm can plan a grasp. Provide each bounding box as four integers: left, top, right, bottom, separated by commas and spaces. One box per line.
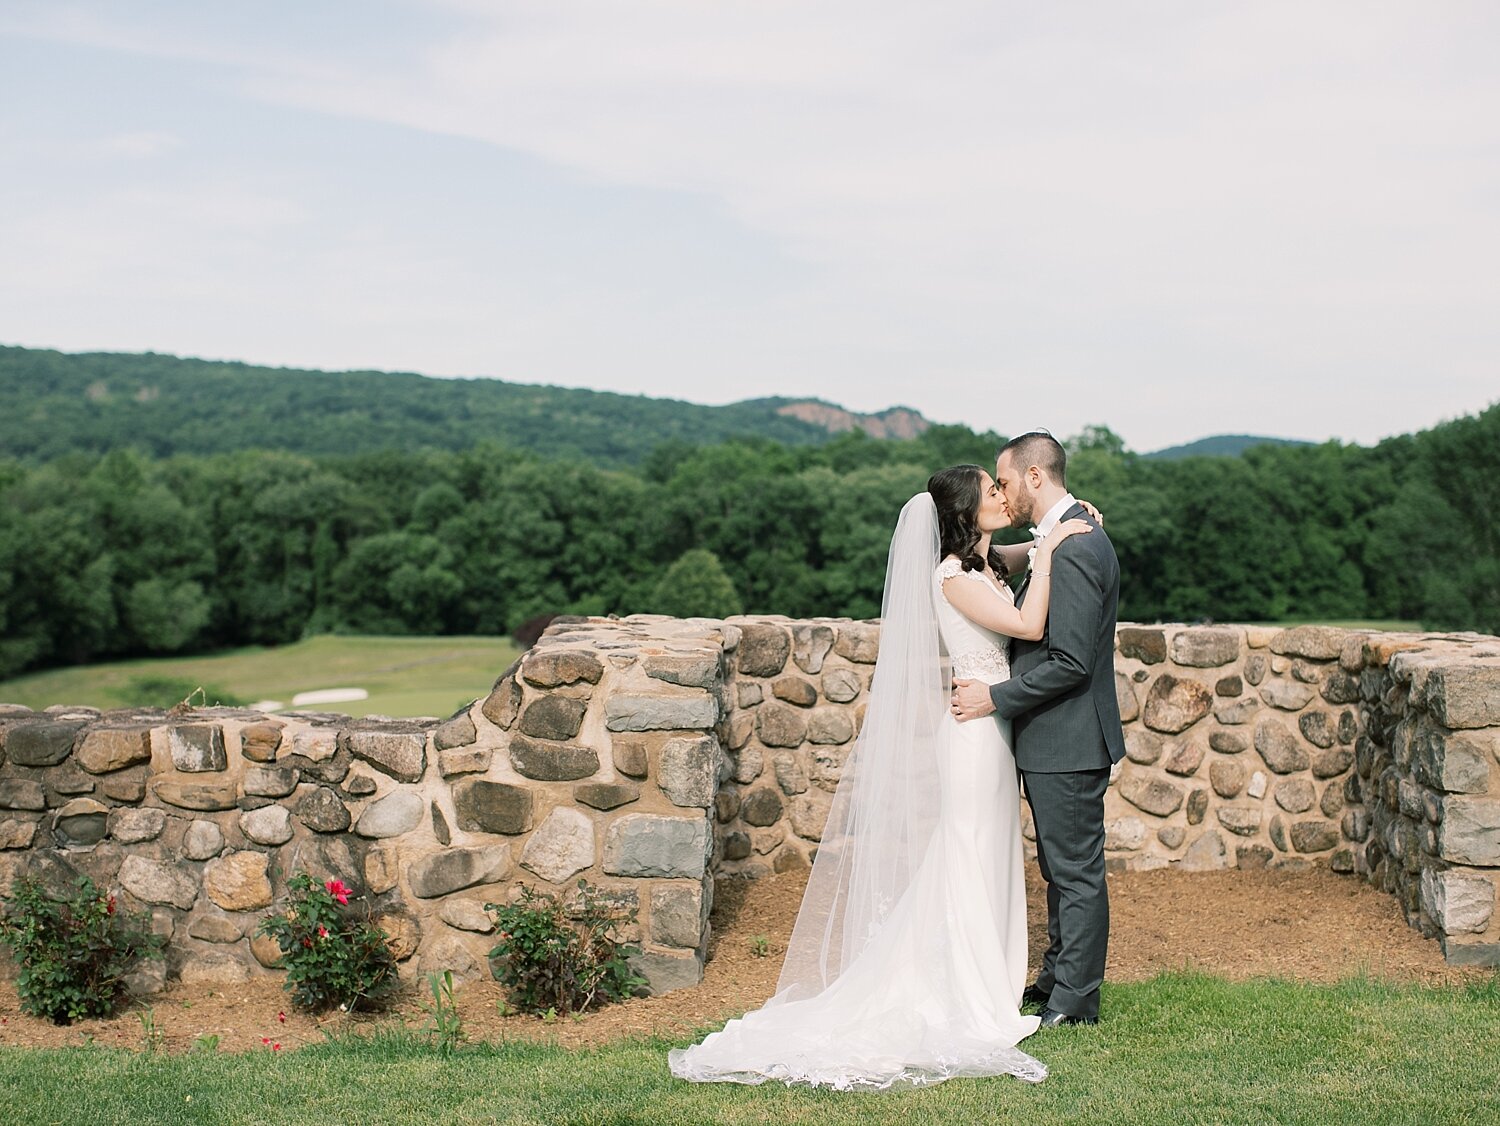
668, 553, 1044, 1089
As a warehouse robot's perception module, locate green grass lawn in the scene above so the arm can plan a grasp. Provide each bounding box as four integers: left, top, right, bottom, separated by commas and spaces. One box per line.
0, 635, 520, 720
2, 974, 1498, 1125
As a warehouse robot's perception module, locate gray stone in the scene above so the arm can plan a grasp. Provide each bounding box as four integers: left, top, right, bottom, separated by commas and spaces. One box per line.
756, 704, 808, 748
0, 819, 38, 849
109, 807, 166, 843
520, 807, 596, 883
771, 676, 818, 707
1105, 816, 1147, 850
297, 786, 351, 833
1118, 628, 1167, 664
183, 819, 224, 860
434, 711, 478, 751
721, 831, 752, 860
509, 734, 600, 781
1157, 825, 1186, 849
1163, 739, 1206, 777
1116, 673, 1140, 723
1216, 806, 1262, 836
521, 649, 604, 688
47, 766, 96, 796
1210, 730, 1248, 754
53, 798, 110, 847
418, 934, 487, 986
833, 623, 880, 664
1421, 868, 1495, 935
1125, 729, 1165, 765
604, 694, 716, 732
659, 735, 720, 807
239, 722, 284, 762
519, 696, 588, 741
1238, 844, 1274, 870
440, 898, 495, 934
1260, 681, 1317, 711
806, 707, 855, 745
354, 790, 426, 838
438, 745, 493, 777
1311, 748, 1355, 778
737, 624, 792, 676
345, 730, 426, 783
452, 779, 535, 835
734, 787, 781, 828
1274, 778, 1317, 814
119, 854, 198, 910
7, 721, 86, 766
1289, 820, 1339, 853
1424, 665, 1500, 729
344, 770, 378, 796
1170, 628, 1240, 668
651, 882, 707, 948
243, 766, 299, 798
644, 653, 719, 689
1337, 710, 1358, 745
773, 751, 809, 796
1209, 760, 1246, 798
153, 778, 237, 811
1440, 939, 1500, 967
1320, 672, 1363, 705
240, 804, 294, 846
725, 710, 754, 752
612, 737, 649, 779
733, 745, 764, 784
737, 681, 764, 707
1247, 771, 1269, 799
1215, 675, 1244, 697
481, 671, 523, 729
168, 725, 227, 772
602, 814, 712, 878
187, 913, 244, 945
431, 801, 451, 846
1414, 728, 1493, 794
1342, 806, 1371, 843
408, 845, 512, 898
1299, 711, 1336, 749
1271, 626, 1348, 660
1440, 798, 1500, 865
75, 731, 151, 773
821, 668, 862, 703
1143, 675, 1213, 734
629, 948, 703, 994
575, 782, 640, 810
179, 955, 251, 986
714, 789, 740, 823
1269, 815, 1288, 851
1213, 697, 1261, 725
288, 728, 338, 762
788, 790, 831, 841
774, 845, 811, 873
1254, 719, 1311, 774
792, 624, 836, 674
0, 779, 46, 810
1291, 659, 1327, 685
1119, 772, 1185, 817
1180, 830, 1228, 871
1244, 654, 1269, 686
1187, 788, 1209, 825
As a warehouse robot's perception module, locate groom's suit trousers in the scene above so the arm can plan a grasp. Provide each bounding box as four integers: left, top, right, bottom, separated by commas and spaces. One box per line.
1020, 766, 1110, 1021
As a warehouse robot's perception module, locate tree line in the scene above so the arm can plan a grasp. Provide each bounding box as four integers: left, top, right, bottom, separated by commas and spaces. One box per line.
0, 405, 1495, 681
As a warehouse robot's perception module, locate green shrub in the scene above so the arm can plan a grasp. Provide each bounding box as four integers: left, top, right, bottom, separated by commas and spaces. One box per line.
0, 875, 164, 1024
486, 880, 646, 1017
256, 873, 399, 1013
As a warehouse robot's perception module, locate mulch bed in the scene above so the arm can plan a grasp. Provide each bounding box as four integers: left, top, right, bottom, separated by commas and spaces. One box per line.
0, 867, 1481, 1054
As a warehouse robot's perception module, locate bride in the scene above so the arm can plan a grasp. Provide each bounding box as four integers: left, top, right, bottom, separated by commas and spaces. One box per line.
668, 464, 1092, 1090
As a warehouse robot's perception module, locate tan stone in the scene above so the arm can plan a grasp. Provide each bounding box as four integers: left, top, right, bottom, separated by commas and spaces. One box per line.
364, 844, 399, 894
76, 728, 152, 774
203, 850, 273, 912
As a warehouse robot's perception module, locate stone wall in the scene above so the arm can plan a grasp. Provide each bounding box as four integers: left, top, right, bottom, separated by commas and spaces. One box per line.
3, 616, 1499, 991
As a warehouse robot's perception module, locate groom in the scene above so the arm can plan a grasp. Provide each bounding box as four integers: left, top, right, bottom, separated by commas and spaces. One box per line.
952, 430, 1126, 1027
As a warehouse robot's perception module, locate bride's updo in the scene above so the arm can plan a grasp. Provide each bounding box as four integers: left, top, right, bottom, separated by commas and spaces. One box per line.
927, 465, 1009, 578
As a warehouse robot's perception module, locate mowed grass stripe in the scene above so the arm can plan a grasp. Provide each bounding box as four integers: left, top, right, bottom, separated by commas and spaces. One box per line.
2, 974, 1498, 1125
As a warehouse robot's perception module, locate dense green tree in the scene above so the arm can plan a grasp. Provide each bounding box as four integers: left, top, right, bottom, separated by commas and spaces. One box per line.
649, 549, 744, 618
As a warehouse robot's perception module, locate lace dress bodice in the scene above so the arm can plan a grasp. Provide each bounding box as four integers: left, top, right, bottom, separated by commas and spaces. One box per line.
933, 557, 1013, 684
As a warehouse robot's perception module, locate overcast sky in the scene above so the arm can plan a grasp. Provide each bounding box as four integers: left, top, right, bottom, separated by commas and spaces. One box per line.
2, 1, 1496, 451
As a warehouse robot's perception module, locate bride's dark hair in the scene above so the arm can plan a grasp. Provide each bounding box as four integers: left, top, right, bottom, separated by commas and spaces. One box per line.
927, 465, 1008, 578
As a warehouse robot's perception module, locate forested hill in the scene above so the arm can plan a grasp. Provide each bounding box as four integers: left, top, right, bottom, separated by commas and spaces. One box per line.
1144, 434, 1315, 459
0, 346, 928, 467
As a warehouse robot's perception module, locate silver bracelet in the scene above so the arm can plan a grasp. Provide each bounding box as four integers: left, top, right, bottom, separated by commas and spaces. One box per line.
1032, 569, 1051, 577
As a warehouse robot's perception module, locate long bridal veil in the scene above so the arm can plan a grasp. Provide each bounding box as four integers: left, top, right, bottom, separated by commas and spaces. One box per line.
773, 491, 950, 1001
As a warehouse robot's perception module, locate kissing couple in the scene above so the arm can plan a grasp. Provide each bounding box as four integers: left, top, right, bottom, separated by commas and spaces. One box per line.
670, 430, 1128, 1090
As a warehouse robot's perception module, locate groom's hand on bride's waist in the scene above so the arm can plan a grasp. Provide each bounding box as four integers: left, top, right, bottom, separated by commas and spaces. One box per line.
951, 679, 996, 722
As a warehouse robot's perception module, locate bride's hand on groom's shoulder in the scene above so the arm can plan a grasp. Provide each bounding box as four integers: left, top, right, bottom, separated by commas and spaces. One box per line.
1079, 499, 1104, 525
1044, 519, 1093, 549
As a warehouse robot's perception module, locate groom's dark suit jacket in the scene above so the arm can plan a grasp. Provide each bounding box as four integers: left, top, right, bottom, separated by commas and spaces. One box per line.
990, 503, 1127, 773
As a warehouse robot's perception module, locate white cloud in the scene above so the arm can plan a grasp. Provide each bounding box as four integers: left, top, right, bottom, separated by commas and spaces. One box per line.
99, 130, 183, 158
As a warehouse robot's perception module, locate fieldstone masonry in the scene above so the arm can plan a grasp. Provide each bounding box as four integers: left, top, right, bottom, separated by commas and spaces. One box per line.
3, 618, 1499, 1001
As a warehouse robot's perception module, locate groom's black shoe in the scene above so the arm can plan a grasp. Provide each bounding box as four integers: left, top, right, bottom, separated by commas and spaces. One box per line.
1020, 985, 1051, 1010
1037, 1007, 1098, 1028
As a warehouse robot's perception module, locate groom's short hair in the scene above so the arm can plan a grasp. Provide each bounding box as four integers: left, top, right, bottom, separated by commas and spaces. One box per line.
998, 430, 1067, 487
